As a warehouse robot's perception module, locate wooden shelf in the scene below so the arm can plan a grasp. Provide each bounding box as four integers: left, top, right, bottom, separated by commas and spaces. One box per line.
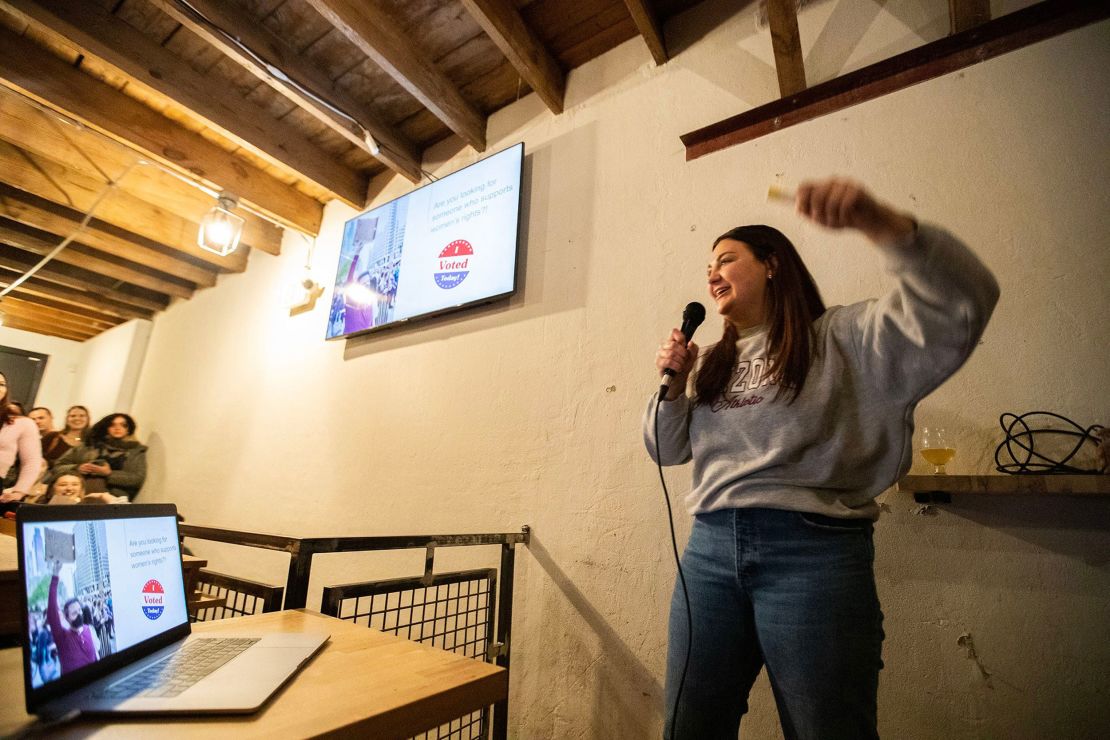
897, 474, 1110, 503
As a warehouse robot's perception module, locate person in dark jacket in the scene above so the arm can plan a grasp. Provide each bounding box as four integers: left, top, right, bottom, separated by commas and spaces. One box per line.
50, 414, 147, 500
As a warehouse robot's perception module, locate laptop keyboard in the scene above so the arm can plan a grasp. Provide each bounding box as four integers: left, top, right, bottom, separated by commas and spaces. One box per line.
98, 637, 260, 699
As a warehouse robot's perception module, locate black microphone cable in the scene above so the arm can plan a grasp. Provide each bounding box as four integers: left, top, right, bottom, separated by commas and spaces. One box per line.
654, 390, 692, 738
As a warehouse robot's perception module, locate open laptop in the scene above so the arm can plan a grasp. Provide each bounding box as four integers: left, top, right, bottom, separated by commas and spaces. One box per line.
16, 503, 328, 718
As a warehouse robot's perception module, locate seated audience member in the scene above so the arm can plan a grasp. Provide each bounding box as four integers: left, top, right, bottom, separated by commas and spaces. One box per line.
50, 414, 147, 500
59, 405, 91, 449
29, 407, 72, 465
26, 473, 126, 506
0, 372, 44, 509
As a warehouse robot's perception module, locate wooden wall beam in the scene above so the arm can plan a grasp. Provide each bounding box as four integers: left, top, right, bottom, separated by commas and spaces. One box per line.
950, 0, 992, 33
0, 24, 323, 235
681, 0, 1110, 160
459, 0, 565, 113
0, 186, 219, 288
150, 0, 423, 184
0, 90, 282, 256
307, 0, 487, 151
621, 0, 668, 65
766, 0, 807, 96
2, 0, 367, 208
0, 140, 249, 273
0, 218, 196, 299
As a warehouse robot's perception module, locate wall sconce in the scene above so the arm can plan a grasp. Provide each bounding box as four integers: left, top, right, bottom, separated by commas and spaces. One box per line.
288, 234, 324, 316
197, 193, 245, 256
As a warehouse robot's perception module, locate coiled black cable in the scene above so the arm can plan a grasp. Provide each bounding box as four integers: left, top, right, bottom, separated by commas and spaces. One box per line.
994, 411, 1104, 474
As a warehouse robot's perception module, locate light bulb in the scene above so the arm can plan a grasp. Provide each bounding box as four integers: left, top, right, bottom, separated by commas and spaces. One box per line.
197, 193, 245, 256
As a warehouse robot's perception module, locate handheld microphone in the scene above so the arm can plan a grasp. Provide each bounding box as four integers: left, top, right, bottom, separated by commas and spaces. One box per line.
658, 301, 706, 401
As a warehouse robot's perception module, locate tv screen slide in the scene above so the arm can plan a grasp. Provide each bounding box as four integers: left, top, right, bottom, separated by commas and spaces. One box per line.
326, 143, 523, 339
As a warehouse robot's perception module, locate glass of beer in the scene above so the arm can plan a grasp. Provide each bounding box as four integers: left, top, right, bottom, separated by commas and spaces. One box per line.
920, 426, 955, 475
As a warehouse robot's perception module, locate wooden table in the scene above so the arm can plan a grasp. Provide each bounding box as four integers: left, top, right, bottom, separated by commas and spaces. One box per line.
0, 609, 508, 738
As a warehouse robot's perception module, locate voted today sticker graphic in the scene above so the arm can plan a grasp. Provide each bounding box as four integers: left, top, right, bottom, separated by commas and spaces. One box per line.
141, 579, 165, 620
434, 239, 473, 289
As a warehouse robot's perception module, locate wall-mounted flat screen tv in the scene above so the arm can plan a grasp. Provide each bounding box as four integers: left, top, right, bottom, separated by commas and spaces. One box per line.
326, 143, 523, 339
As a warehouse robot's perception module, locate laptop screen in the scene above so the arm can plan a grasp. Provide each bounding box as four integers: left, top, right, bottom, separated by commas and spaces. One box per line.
20, 508, 188, 692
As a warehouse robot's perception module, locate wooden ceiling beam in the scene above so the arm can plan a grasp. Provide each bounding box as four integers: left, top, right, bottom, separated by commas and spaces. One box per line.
949, 0, 992, 33
2, 289, 127, 326
0, 90, 282, 256
150, 0, 423, 185
0, 311, 97, 342
681, 0, 1110, 160
307, 0, 487, 151
0, 24, 323, 235
0, 295, 117, 335
1, 0, 367, 208
0, 247, 169, 313
0, 185, 219, 288
766, 0, 807, 97
0, 218, 196, 299
0, 271, 154, 322
621, 0, 668, 65
0, 140, 249, 273
2, 274, 153, 322
459, 0, 565, 114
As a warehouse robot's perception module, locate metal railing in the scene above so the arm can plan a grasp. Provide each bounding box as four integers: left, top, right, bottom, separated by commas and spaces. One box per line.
192, 569, 284, 622
178, 524, 530, 740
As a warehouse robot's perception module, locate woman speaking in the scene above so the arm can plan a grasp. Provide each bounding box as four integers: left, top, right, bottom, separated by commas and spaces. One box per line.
644, 178, 999, 739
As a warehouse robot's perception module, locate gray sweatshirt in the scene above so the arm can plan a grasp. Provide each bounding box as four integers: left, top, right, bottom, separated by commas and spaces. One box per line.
643, 223, 999, 519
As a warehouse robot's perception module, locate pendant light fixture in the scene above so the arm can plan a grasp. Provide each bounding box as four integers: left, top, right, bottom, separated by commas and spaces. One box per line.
197, 192, 245, 256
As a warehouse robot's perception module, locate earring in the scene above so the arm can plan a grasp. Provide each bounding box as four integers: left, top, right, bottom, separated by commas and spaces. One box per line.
767, 272, 773, 280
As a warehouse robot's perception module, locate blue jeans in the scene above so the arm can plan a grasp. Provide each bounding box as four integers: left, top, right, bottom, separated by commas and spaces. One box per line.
664, 508, 884, 740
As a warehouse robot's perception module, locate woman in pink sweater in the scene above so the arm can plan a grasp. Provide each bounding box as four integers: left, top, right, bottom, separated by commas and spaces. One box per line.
0, 372, 43, 506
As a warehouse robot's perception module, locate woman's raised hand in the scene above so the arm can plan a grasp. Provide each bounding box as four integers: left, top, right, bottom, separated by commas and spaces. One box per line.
795, 177, 915, 245
656, 328, 699, 400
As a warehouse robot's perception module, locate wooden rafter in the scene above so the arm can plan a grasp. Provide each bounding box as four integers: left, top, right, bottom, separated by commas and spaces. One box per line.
621, 0, 668, 65
949, 0, 992, 33
0, 295, 117, 335
2, 275, 152, 322
149, 0, 423, 185
0, 24, 323, 235
1, 0, 366, 208
3, 290, 127, 326
0, 89, 282, 256
0, 310, 98, 341
0, 247, 169, 313
0, 186, 219, 288
0, 140, 249, 273
459, 0, 565, 113
307, 0, 487, 151
766, 0, 807, 97
681, 0, 1110, 160
0, 218, 196, 299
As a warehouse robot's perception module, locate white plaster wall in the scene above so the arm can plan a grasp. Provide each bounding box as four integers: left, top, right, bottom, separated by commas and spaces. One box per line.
0, 325, 82, 412
130, 4, 1109, 738
69, 319, 152, 420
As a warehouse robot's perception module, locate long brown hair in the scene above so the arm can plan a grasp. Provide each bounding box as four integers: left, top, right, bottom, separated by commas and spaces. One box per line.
694, 225, 825, 404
